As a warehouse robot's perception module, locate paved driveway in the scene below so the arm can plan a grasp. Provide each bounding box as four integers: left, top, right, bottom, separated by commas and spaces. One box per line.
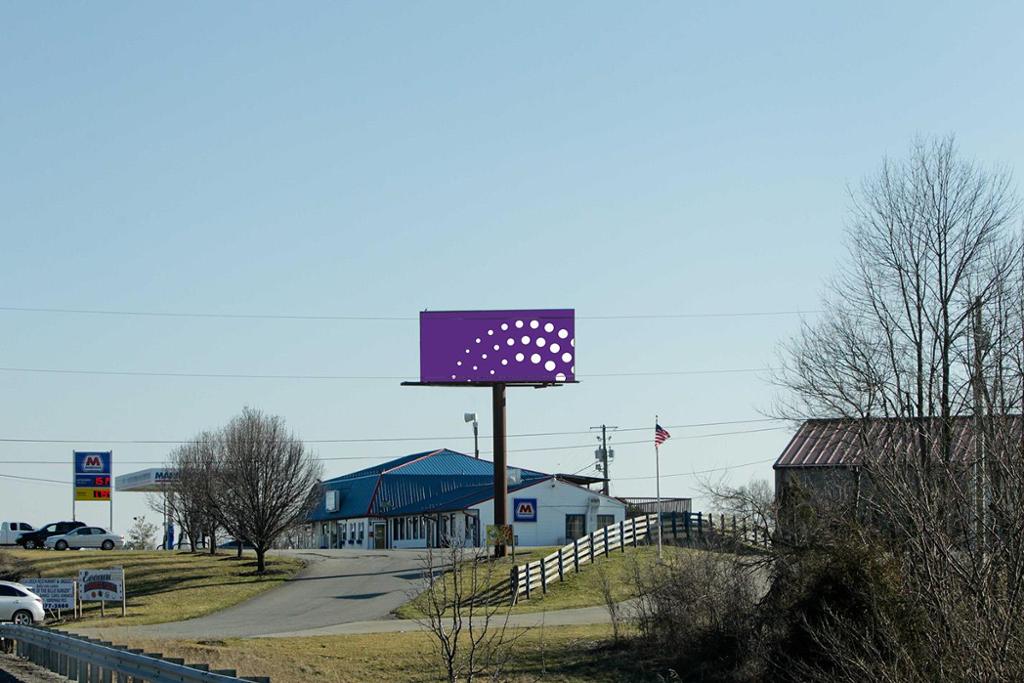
74, 548, 619, 641
83, 549, 435, 640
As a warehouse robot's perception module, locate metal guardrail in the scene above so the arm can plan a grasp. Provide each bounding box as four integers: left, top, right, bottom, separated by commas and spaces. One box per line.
0, 624, 269, 682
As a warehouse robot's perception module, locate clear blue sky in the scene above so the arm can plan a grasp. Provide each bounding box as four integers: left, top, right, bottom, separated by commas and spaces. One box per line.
2, 2, 1022, 531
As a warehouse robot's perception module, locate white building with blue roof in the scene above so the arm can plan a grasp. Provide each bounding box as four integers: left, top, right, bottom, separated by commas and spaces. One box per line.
307, 448, 626, 549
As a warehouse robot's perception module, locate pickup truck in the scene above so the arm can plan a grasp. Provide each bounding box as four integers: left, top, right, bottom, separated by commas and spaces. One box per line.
0, 522, 34, 546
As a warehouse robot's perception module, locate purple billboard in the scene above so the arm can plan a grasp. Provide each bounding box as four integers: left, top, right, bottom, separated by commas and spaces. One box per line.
420, 309, 575, 384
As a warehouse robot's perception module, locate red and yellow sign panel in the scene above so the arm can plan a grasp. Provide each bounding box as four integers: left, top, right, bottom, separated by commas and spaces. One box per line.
75, 488, 111, 501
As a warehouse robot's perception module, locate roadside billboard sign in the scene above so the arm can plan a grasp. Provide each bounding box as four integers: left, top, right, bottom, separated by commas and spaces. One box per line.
21, 578, 75, 611
78, 568, 124, 601
419, 309, 575, 384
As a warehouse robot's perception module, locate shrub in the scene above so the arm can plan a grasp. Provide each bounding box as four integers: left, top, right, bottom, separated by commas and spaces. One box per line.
630, 550, 763, 682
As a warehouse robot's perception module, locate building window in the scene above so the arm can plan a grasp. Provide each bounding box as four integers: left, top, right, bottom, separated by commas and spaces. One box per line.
597, 514, 616, 529
565, 514, 586, 541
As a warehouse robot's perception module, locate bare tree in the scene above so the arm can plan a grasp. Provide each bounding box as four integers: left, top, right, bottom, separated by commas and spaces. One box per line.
167, 432, 221, 553
216, 408, 322, 573
772, 136, 1024, 680
706, 478, 777, 546
594, 562, 623, 643
124, 516, 160, 550
779, 141, 1020, 420
415, 543, 526, 682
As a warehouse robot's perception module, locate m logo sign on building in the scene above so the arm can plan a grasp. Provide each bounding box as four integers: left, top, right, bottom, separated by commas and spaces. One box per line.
513, 498, 538, 522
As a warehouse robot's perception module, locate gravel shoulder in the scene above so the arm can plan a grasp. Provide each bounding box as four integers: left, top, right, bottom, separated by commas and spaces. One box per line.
0, 653, 67, 683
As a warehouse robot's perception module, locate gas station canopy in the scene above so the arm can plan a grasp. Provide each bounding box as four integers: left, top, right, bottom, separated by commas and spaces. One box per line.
114, 468, 177, 492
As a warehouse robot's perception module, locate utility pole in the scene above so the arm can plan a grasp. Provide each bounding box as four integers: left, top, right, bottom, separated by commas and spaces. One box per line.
972, 296, 986, 552
589, 424, 618, 496
492, 385, 508, 558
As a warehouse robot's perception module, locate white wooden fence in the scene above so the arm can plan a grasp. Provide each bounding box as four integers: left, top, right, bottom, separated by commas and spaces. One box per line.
510, 513, 658, 603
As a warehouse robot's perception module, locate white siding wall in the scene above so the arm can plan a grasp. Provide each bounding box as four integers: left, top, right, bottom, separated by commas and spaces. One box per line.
311, 480, 624, 550
472, 478, 626, 547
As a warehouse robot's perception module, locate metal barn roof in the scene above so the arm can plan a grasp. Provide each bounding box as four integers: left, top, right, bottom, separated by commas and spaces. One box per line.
310, 448, 550, 521
774, 416, 1023, 468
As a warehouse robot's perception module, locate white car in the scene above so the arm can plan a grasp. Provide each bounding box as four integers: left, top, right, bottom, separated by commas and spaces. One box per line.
0, 581, 45, 625
45, 526, 124, 551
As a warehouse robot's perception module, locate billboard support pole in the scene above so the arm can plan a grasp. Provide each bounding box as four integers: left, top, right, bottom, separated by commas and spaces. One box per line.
492, 383, 508, 558
71, 451, 76, 521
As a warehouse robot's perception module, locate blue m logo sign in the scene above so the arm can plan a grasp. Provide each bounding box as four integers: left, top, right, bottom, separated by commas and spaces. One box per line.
513, 498, 537, 522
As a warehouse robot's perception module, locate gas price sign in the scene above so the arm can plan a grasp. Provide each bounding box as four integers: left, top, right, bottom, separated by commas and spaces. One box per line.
74, 451, 112, 502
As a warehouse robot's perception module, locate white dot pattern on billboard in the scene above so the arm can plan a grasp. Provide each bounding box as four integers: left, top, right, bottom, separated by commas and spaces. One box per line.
446, 315, 574, 382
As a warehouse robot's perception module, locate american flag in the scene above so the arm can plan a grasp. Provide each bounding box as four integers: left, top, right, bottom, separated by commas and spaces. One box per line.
655, 423, 671, 446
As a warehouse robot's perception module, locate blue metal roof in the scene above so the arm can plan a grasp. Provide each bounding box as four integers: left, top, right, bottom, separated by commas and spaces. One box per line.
386, 478, 548, 516
325, 449, 440, 482
309, 448, 550, 521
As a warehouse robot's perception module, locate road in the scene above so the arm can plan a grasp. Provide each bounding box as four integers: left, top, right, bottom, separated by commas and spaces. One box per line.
81, 549, 435, 640
74, 548, 616, 641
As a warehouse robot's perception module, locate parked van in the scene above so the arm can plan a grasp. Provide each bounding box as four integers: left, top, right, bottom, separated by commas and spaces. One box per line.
0, 522, 34, 546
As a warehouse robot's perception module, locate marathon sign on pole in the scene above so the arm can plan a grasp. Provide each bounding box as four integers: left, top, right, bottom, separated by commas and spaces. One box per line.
74, 451, 112, 501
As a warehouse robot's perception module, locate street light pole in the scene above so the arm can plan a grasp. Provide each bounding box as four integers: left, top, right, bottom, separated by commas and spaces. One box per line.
465, 412, 479, 459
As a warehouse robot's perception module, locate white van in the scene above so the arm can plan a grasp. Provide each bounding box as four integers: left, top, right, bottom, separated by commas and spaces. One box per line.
0, 522, 34, 546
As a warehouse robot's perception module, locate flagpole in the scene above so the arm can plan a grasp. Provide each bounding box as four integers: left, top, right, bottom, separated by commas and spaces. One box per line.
655, 414, 663, 561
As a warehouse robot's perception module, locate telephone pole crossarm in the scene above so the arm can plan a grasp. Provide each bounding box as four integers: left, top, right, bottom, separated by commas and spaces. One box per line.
589, 424, 618, 496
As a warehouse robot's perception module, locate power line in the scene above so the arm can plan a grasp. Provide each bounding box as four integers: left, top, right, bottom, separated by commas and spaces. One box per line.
0, 366, 408, 381
0, 457, 778, 485
0, 305, 820, 322
0, 473, 68, 486
583, 311, 818, 320
0, 418, 784, 446
499, 427, 786, 454
584, 368, 769, 377
0, 365, 772, 382
0, 425, 788, 466
614, 457, 778, 480
0, 306, 412, 322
